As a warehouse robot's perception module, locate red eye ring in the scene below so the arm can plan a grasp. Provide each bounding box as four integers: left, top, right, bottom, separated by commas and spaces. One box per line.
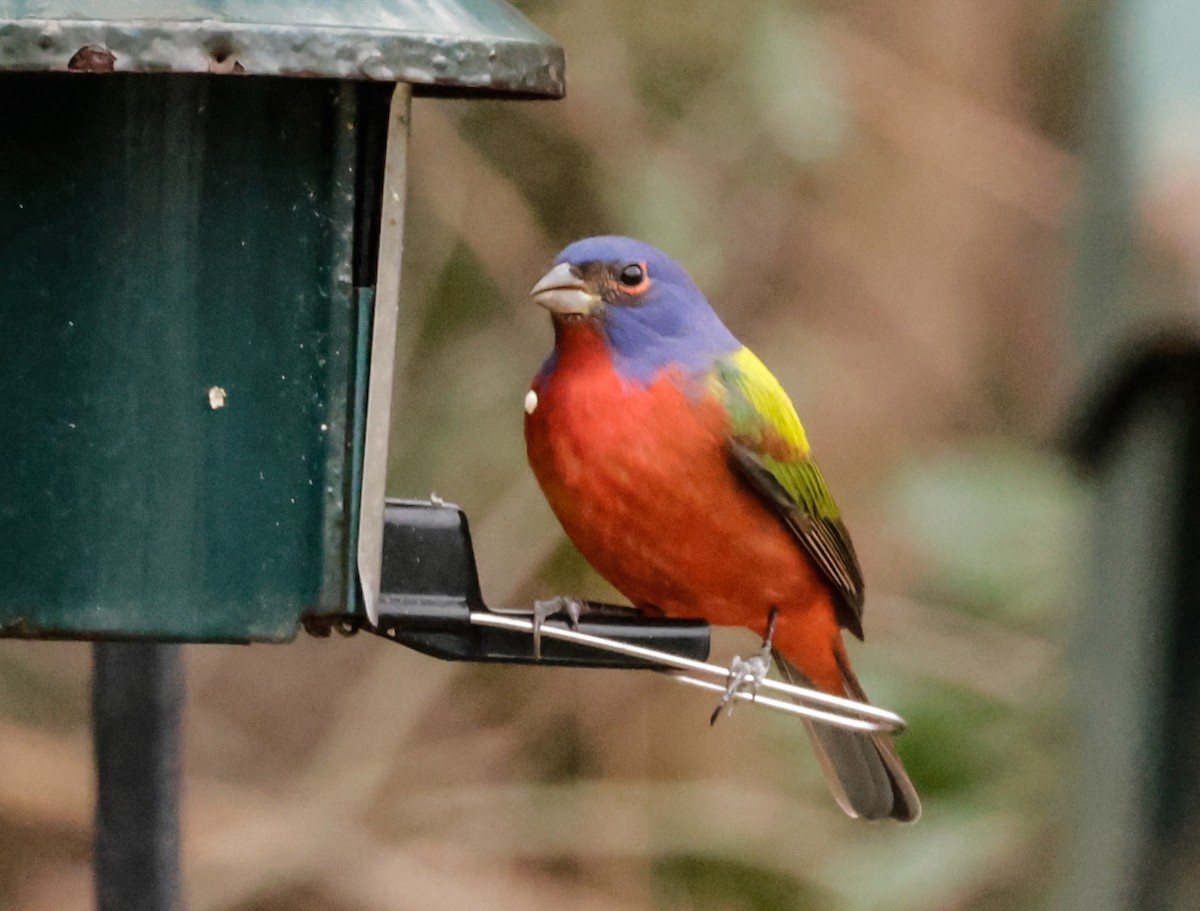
617, 261, 650, 295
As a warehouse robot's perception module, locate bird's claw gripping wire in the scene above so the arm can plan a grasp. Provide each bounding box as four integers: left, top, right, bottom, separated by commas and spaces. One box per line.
531, 596, 585, 659
710, 608, 779, 725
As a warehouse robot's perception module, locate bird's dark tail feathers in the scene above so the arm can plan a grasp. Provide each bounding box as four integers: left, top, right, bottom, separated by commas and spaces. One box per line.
774, 650, 921, 822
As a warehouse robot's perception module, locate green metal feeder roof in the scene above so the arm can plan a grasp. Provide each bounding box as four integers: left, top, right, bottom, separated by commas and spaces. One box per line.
0, 0, 564, 96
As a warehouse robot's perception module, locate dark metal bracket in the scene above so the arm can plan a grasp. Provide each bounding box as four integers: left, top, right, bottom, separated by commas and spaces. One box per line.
341, 498, 906, 735
358, 498, 712, 669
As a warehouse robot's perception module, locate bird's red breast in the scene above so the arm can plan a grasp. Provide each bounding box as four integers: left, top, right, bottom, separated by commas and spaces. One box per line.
525, 319, 846, 694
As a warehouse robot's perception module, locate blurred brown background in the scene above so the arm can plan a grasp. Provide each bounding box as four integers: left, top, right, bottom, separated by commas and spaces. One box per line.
0, 1, 1110, 908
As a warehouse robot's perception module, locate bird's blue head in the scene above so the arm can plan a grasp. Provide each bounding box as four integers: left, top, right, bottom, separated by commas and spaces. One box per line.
530, 236, 740, 384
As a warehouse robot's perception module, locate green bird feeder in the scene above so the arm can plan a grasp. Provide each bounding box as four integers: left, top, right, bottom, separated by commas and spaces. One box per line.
0, 0, 564, 643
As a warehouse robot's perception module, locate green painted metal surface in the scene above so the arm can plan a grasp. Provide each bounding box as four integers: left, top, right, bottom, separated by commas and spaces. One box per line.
0, 0, 564, 96
0, 73, 369, 641
0, 2, 565, 641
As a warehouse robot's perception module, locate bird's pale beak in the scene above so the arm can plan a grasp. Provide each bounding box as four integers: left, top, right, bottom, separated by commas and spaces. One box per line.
529, 262, 601, 316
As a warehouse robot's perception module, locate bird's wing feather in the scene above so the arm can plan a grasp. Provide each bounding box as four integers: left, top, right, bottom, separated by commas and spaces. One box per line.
711, 348, 865, 638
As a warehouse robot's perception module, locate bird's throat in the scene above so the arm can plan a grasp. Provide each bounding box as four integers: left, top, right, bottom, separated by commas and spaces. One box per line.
551, 314, 610, 368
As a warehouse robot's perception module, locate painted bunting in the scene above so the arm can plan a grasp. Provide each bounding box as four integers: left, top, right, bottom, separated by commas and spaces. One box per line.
523, 236, 919, 822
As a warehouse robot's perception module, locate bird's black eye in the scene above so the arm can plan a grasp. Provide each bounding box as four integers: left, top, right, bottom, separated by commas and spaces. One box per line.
618, 263, 645, 287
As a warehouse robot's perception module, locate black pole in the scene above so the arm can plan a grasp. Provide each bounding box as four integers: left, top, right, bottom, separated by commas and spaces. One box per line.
92, 642, 184, 911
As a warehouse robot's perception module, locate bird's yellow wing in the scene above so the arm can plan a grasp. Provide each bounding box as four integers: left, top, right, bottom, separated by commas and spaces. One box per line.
710, 348, 866, 638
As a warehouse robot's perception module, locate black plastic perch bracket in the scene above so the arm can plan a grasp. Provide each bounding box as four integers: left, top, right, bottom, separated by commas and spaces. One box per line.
357, 498, 712, 668
331, 499, 906, 735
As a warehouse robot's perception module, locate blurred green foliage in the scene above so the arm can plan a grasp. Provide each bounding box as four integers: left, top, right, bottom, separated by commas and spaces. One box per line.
888, 448, 1084, 629
655, 855, 833, 911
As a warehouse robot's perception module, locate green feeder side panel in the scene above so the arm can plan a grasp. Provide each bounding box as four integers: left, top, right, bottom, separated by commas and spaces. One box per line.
0, 73, 364, 641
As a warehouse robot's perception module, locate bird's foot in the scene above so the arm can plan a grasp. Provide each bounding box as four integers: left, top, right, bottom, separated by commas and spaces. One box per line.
531, 596, 585, 659
709, 653, 772, 724
709, 608, 779, 725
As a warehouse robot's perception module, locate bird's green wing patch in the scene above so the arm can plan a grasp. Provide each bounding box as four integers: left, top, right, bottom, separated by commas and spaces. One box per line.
712, 348, 866, 638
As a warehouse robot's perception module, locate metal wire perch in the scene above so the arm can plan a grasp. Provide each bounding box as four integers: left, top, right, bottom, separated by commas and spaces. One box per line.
470, 612, 906, 736
364, 499, 907, 738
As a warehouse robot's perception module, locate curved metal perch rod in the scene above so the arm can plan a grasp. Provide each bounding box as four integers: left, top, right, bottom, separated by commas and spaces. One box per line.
469, 612, 906, 736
